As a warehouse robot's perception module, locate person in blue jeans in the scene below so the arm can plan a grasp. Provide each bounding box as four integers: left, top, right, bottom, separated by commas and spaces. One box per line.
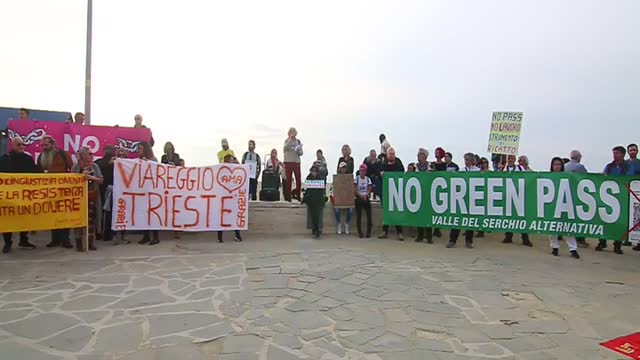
596, 146, 635, 254
334, 162, 353, 235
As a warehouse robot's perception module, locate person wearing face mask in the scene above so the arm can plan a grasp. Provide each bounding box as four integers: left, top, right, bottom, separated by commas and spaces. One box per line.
242, 140, 261, 201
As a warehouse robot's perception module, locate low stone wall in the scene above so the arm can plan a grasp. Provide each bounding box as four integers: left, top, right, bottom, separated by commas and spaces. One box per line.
245, 201, 384, 237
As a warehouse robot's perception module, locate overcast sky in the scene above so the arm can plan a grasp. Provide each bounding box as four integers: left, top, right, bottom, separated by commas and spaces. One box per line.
1, 0, 638, 173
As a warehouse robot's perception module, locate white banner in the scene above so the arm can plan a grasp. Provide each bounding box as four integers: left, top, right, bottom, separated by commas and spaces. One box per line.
112, 159, 249, 231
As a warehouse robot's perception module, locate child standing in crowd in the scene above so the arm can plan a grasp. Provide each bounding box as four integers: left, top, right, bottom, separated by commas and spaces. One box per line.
333, 162, 353, 235
218, 155, 243, 243
502, 155, 533, 247
363, 150, 380, 201
304, 165, 326, 239
448, 153, 480, 249
242, 140, 261, 201
548, 157, 580, 259
354, 164, 373, 238
137, 142, 161, 246
283, 127, 303, 202
378, 148, 405, 240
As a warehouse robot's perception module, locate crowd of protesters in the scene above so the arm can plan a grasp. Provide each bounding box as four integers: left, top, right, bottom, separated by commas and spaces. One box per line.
2, 110, 640, 259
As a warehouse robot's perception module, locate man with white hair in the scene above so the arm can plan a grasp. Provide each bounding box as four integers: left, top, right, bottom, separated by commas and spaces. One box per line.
564, 149, 589, 247
0, 137, 39, 253
564, 150, 587, 173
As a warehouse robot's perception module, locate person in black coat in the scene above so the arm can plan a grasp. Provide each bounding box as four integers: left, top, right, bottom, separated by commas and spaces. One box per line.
0, 137, 39, 253
377, 148, 405, 241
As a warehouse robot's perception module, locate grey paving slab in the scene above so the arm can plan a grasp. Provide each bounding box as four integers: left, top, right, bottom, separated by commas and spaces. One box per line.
108, 289, 176, 309
60, 294, 120, 311
92, 321, 144, 353
0, 341, 63, 360
39, 325, 94, 352
148, 313, 223, 337
222, 334, 265, 353
1, 312, 80, 340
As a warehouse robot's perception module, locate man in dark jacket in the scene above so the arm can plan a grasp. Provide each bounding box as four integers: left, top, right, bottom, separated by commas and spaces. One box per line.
303, 165, 326, 239
0, 137, 39, 253
94, 146, 116, 241
378, 148, 405, 241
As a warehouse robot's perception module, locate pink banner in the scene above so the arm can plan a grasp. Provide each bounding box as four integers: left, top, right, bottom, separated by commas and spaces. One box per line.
7, 120, 151, 162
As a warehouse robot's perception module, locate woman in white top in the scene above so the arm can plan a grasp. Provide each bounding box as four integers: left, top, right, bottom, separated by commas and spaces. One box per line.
549, 157, 580, 259
354, 164, 373, 238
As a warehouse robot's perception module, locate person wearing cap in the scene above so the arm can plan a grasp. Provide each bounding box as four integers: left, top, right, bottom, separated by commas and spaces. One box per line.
378, 148, 405, 240
354, 163, 373, 238
303, 165, 326, 239
217, 138, 235, 164
333, 161, 353, 235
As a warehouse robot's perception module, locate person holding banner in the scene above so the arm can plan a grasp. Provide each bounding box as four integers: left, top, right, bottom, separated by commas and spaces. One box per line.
596, 146, 635, 254
38, 135, 74, 248
547, 157, 581, 259
136, 142, 161, 246
242, 140, 261, 201
564, 150, 589, 248
354, 164, 373, 238
502, 155, 533, 247
414, 148, 434, 244
378, 148, 405, 241
303, 164, 326, 239
428, 147, 447, 238
218, 155, 244, 243
448, 153, 480, 249
134, 114, 155, 147
0, 136, 39, 253
333, 162, 353, 235
71, 147, 103, 251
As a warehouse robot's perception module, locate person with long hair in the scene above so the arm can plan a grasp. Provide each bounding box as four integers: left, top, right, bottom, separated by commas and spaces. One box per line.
71, 147, 104, 251
549, 157, 580, 259
161, 141, 180, 165
137, 142, 161, 245
337, 144, 355, 175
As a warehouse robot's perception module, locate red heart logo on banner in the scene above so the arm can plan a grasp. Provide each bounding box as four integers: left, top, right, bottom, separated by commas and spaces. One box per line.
217, 166, 247, 193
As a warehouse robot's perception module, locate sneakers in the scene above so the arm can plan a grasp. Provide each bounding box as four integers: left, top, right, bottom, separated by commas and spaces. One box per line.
378, 232, 388, 239
2, 241, 12, 254
234, 236, 243, 242
18, 241, 36, 250
345, 225, 350, 235
552, 248, 559, 256
337, 225, 342, 235
446, 242, 456, 248
397, 233, 404, 241
570, 250, 580, 259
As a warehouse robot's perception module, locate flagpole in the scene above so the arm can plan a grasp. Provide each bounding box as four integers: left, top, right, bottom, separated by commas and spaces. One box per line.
84, 0, 93, 125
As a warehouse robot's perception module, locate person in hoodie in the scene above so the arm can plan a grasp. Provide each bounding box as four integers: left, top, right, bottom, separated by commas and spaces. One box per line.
447, 153, 479, 249
378, 148, 405, 240
549, 157, 580, 259
242, 140, 262, 201
0, 137, 39, 253
303, 165, 326, 239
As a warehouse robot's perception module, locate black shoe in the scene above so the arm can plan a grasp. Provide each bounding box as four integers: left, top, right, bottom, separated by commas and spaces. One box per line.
614, 244, 623, 255
446, 242, 456, 248
465, 242, 473, 249
632, 244, 640, 251
552, 248, 559, 256
138, 237, 150, 245
46, 241, 60, 248
61, 241, 73, 249
595, 241, 607, 251
414, 237, 423, 243
359, 233, 364, 238
522, 239, 533, 247
475, 232, 484, 238
18, 241, 36, 250
433, 229, 442, 238
426, 237, 433, 244
149, 239, 159, 246
365, 233, 371, 238
502, 238, 513, 244
2, 241, 12, 254
570, 250, 580, 259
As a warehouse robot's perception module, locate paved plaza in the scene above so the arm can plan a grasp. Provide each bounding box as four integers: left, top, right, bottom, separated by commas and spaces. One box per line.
0, 232, 638, 360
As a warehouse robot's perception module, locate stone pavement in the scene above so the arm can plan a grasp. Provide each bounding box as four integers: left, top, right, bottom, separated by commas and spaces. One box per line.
0, 232, 638, 360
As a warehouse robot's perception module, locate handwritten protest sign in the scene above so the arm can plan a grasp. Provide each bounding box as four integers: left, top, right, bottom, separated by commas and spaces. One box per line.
332, 174, 355, 209
0, 173, 88, 232
7, 120, 151, 162
487, 111, 523, 155
112, 159, 249, 231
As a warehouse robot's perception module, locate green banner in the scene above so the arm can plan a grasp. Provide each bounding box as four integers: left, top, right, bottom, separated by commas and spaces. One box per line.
382, 171, 640, 240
